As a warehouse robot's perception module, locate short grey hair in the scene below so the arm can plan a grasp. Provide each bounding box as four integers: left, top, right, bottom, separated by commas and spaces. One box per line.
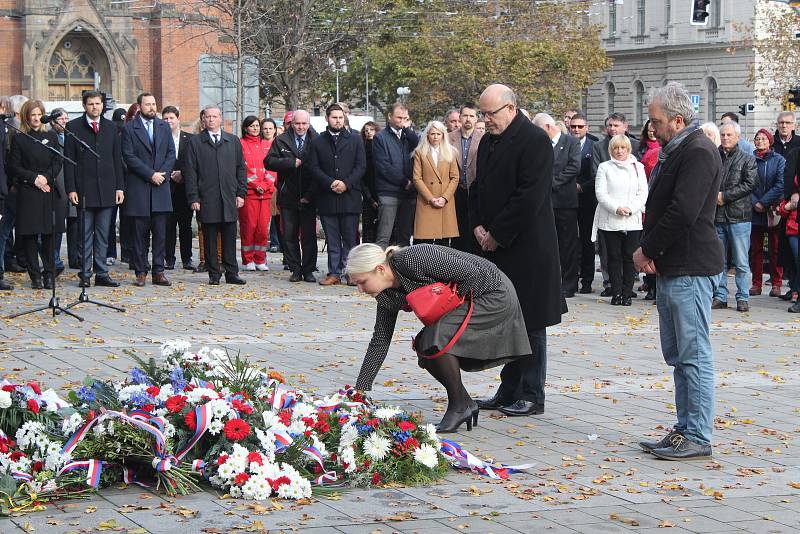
777, 111, 796, 123
719, 120, 741, 136
9, 94, 28, 114
532, 112, 556, 128
444, 109, 459, 121
202, 104, 222, 115
649, 82, 695, 124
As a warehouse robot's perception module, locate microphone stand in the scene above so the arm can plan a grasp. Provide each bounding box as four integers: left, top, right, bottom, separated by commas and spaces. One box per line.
60, 122, 125, 315
3, 119, 83, 321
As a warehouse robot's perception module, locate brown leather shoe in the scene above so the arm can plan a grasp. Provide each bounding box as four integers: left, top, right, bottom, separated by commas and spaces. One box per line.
318, 275, 340, 286
748, 286, 762, 296
134, 274, 146, 287
769, 286, 782, 297
711, 299, 727, 309
152, 273, 172, 286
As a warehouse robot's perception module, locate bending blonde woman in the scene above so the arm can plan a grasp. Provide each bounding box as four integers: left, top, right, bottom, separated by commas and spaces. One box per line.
412, 121, 459, 245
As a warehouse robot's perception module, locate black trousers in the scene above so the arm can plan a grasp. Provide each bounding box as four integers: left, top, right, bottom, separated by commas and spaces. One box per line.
554, 208, 579, 293
497, 328, 546, 406
203, 221, 238, 279
451, 185, 480, 254
119, 214, 135, 263
106, 205, 118, 259
361, 202, 378, 244
166, 194, 194, 265
600, 229, 641, 297
132, 213, 167, 275
23, 234, 54, 280
281, 206, 317, 275
66, 216, 81, 268
577, 204, 596, 285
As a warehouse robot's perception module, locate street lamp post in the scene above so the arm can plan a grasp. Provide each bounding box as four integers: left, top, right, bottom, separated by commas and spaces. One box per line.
329, 58, 348, 103
396, 86, 411, 103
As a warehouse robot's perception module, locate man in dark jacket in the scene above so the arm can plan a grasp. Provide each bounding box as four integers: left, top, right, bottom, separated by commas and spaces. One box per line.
265, 110, 318, 283
121, 92, 176, 287
0, 107, 9, 291
308, 104, 365, 285
65, 91, 125, 288
162, 106, 195, 271
570, 113, 597, 293
635, 82, 724, 460
470, 84, 562, 417
183, 105, 247, 286
711, 121, 758, 312
372, 103, 419, 248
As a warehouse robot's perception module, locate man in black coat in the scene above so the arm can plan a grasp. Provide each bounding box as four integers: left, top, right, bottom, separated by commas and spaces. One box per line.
469, 84, 563, 417
0, 109, 9, 291
307, 103, 366, 285
162, 106, 195, 271
570, 113, 597, 293
183, 105, 247, 286
121, 92, 176, 287
265, 110, 319, 283
534, 112, 582, 297
65, 91, 125, 288
634, 82, 723, 460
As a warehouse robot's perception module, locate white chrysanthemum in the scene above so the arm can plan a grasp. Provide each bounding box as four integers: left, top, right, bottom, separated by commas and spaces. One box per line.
374, 407, 402, 421
253, 428, 277, 462
0, 390, 11, 409
186, 387, 220, 403
208, 419, 224, 435
117, 384, 149, 403
338, 423, 358, 449
229, 485, 242, 498
412, 443, 440, 469
339, 446, 357, 473
363, 433, 391, 461
261, 410, 279, 429
291, 402, 316, 421
161, 339, 192, 358
155, 383, 174, 402
424, 423, 438, 442
61, 412, 84, 436
217, 462, 235, 480
15, 421, 46, 450
163, 421, 176, 439
208, 398, 233, 420
287, 419, 307, 435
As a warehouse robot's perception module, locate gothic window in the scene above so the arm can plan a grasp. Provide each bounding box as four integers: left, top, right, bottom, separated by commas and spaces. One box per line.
48, 32, 110, 101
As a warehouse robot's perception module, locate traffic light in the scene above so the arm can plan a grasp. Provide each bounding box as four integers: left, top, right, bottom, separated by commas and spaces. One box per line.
691, 0, 711, 26
738, 104, 747, 116
790, 88, 800, 107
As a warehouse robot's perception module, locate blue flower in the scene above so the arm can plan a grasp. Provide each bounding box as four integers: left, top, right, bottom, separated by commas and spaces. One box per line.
392, 430, 411, 443
357, 424, 375, 435
77, 386, 95, 403
128, 390, 151, 407
129, 368, 149, 385
169, 367, 186, 391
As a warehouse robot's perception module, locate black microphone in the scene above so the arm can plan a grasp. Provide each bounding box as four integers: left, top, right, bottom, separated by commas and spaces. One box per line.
41, 110, 66, 124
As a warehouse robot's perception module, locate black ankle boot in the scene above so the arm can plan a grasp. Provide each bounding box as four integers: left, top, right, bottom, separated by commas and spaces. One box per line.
610, 294, 622, 305
436, 406, 476, 433
30, 277, 43, 289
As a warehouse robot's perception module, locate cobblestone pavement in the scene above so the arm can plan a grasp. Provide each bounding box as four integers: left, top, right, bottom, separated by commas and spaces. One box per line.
0, 253, 799, 533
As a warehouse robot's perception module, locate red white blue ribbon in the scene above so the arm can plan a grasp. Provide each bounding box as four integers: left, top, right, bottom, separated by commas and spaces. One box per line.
440, 439, 534, 479
175, 405, 211, 461
58, 459, 104, 488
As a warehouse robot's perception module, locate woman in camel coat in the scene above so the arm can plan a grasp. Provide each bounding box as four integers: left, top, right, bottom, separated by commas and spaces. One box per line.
412, 120, 460, 245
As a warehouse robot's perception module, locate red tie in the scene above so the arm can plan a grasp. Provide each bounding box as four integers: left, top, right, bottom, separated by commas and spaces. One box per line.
91, 121, 99, 134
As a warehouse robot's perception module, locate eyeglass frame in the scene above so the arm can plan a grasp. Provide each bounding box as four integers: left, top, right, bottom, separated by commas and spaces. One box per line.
482, 103, 511, 119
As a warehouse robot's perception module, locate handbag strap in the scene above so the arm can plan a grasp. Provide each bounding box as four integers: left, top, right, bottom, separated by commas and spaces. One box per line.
415, 295, 475, 360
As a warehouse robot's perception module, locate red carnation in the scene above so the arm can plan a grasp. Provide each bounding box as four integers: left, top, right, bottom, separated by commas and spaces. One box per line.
278, 410, 292, 426
302, 416, 315, 428
315, 420, 330, 433
223, 418, 251, 441
217, 453, 229, 466
366, 418, 379, 428
87, 410, 97, 421
404, 437, 419, 450
371, 471, 381, 485
32, 461, 43, 473
184, 409, 197, 431
398, 421, 416, 432
27, 382, 42, 395
1, 385, 15, 393
268, 476, 290, 491
141, 403, 155, 413
232, 400, 253, 415
234, 472, 250, 486
26, 399, 40, 414
247, 451, 263, 466
10, 451, 25, 461
165, 395, 187, 414
303, 430, 312, 438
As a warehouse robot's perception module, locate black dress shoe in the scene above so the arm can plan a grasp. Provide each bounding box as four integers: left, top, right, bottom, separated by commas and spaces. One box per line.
498, 400, 544, 417
639, 429, 683, 453
194, 262, 208, 273
208, 277, 220, 285
43, 275, 54, 290
621, 295, 632, 306
165, 261, 175, 270
183, 261, 195, 270
579, 284, 592, 294
650, 435, 712, 460
644, 289, 656, 300
6, 260, 26, 273
225, 274, 247, 285
303, 273, 316, 283
289, 271, 302, 283
95, 275, 120, 288
0, 278, 12, 291
78, 276, 91, 288
30, 278, 44, 289
476, 392, 513, 410
600, 287, 614, 297
610, 294, 622, 305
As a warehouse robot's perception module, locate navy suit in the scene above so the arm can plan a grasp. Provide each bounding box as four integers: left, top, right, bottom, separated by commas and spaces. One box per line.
121, 116, 176, 275
576, 136, 596, 287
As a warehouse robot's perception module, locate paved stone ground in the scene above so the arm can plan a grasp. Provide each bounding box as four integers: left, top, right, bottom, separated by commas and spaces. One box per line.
1, 250, 799, 533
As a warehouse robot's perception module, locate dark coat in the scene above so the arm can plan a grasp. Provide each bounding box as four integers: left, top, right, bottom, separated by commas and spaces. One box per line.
468, 112, 562, 330
169, 130, 193, 205
576, 136, 596, 209
0, 124, 7, 215
121, 116, 176, 216
183, 130, 247, 224
372, 127, 419, 198
64, 115, 124, 208
307, 128, 366, 215
264, 130, 318, 209
751, 150, 785, 227
772, 130, 800, 158
640, 129, 723, 277
716, 144, 758, 224
362, 138, 378, 207
551, 133, 581, 209
8, 130, 64, 235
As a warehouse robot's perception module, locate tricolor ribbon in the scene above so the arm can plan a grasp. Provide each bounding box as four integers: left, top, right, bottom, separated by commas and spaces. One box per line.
10, 471, 33, 482
175, 405, 211, 461
58, 459, 104, 488
273, 428, 293, 451
191, 459, 206, 478
440, 439, 534, 479
313, 471, 338, 486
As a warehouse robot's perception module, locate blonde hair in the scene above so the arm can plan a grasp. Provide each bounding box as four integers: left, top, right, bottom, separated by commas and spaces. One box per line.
345, 243, 403, 275
608, 134, 632, 157
19, 100, 45, 133
413, 121, 454, 163
700, 122, 721, 147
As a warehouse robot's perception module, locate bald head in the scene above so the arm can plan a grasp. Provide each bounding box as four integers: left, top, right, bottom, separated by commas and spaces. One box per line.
292, 109, 310, 136
479, 84, 517, 135
533, 112, 559, 140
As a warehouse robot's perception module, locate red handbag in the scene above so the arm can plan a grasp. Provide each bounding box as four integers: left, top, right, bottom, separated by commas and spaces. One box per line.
406, 282, 474, 359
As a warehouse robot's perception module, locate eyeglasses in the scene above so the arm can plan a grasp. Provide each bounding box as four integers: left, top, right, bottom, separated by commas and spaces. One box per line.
482, 104, 509, 119
778, 121, 795, 125
570, 124, 587, 129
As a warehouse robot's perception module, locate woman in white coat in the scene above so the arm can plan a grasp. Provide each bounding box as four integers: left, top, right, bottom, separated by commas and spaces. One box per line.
592, 134, 648, 306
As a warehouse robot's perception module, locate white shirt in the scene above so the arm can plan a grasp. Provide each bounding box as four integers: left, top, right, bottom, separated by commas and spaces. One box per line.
172, 131, 180, 154
430, 146, 440, 166
85, 115, 101, 130
551, 131, 561, 147
208, 129, 222, 143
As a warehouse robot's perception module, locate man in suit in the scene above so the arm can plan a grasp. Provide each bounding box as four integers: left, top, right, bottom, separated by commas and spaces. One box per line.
183, 105, 247, 286
307, 103, 365, 285
121, 92, 176, 287
571, 113, 597, 293
470, 84, 563, 417
265, 110, 318, 282
372, 103, 419, 248
162, 106, 195, 271
534, 113, 581, 297
448, 103, 483, 254
65, 92, 125, 288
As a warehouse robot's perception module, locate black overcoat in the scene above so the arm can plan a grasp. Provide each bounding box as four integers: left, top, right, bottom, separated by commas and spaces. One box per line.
264, 130, 318, 209
64, 115, 124, 208
307, 129, 366, 215
0, 125, 7, 215
468, 112, 563, 330
182, 130, 247, 224
121, 117, 176, 216
8, 130, 65, 235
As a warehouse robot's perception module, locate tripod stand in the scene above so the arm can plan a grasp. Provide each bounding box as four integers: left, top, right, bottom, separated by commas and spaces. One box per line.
4, 120, 82, 321
60, 121, 125, 315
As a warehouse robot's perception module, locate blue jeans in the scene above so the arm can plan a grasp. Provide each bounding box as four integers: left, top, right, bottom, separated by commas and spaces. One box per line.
656, 275, 716, 445
714, 222, 751, 303
320, 213, 359, 277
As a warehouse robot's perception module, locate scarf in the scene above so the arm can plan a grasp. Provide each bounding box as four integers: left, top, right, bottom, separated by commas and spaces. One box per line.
649, 124, 698, 189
